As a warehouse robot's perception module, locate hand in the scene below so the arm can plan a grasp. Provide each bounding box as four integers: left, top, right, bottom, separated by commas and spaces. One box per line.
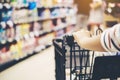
72, 29, 106, 52
73, 29, 91, 40
72, 29, 91, 49
90, 3, 94, 9
90, 2, 102, 9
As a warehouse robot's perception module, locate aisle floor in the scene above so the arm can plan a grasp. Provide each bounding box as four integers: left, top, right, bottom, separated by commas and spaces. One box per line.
0, 46, 56, 80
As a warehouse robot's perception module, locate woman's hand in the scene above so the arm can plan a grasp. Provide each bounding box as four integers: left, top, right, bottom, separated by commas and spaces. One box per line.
73, 29, 91, 41
73, 29, 91, 48
72, 29, 106, 52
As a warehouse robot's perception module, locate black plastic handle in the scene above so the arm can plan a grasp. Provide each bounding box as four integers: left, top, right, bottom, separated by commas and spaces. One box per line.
64, 34, 74, 47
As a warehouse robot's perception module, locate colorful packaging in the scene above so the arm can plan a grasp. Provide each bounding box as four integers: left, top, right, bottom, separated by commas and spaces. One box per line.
10, 44, 19, 60
21, 23, 31, 36
42, 8, 51, 18
65, 25, 75, 33
0, 22, 7, 44
28, 1, 37, 10
22, 38, 29, 55
15, 25, 22, 41
1, 3, 13, 22
42, 20, 54, 32
38, 32, 55, 47
16, 40, 23, 59
0, 46, 12, 64
37, 7, 45, 17
32, 22, 42, 37
41, 0, 52, 7
56, 18, 62, 26
51, 8, 60, 17
6, 21, 15, 42
45, 32, 55, 45
55, 29, 65, 37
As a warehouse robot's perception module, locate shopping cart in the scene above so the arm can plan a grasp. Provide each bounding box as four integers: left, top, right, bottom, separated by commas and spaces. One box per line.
53, 35, 120, 80
53, 35, 95, 80
53, 38, 66, 80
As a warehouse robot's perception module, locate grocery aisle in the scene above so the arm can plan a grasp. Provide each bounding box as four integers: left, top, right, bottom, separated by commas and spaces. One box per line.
0, 46, 55, 80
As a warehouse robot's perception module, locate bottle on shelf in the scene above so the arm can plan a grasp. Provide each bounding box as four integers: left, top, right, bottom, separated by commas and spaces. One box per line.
0, 22, 7, 44
6, 21, 15, 42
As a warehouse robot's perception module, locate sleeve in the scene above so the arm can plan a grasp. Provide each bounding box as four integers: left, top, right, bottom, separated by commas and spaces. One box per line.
100, 24, 120, 52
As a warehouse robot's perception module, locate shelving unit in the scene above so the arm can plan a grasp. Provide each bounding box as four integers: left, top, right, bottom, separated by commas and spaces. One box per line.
0, 0, 78, 71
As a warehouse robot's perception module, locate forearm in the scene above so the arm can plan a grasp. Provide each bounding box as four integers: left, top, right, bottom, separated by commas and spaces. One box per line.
73, 23, 120, 52
73, 33, 106, 52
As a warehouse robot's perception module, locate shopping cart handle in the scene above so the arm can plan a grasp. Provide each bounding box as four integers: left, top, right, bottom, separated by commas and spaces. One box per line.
64, 35, 74, 47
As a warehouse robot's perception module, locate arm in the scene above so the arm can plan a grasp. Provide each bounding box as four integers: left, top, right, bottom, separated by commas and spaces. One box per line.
73, 24, 120, 52
73, 30, 106, 52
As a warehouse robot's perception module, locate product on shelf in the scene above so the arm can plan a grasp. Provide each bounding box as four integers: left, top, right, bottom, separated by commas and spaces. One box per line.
15, 23, 31, 41
36, 0, 42, 8
59, 7, 66, 16
28, 1, 36, 10
46, 32, 55, 45
42, 20, 54, 32
22, 37, 30, 56
65, 25, 75, 33
12, 8, 29, 23
6, 21, 15, 42
28, 8, 38, 19
0, 3, 3, 21
21, 23, 31, 37
56, 18, 63, 26
64, 0, 74, 4
37, 7, 51, 19
11, 0, 17, 5
66, 15, 77, 25
11, 0, 28, 8
15, 25, 22, 41
61, 17, 66, 23
32, 21, 42, 36
52, 18, 57, 26
41, 0, 53, 7
55, 28, 65, 37
10, 43, 19, 60
0, 46, 12, 65
23, 33, 36, 54
37, 7, 45, 18
42, 8, 51, 19
16, 40, 25, 59
51, 7, 60, 17
0, 3, 13, 22
0, 22, 7, 44
28, 0, 38, 19
38, 32, 55, 47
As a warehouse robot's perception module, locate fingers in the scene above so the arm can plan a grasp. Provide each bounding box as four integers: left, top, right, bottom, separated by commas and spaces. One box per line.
72, 29, 91, 41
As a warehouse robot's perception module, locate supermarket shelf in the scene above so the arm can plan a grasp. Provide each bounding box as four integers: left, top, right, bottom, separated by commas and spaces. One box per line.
0, 44, 52, 72
12, 3, 74, 9
37, 4, 74, 8
0, 23, 76, 45
13, 14, 74, 24
0, 0, 77, 73
0, 23, 76, 72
